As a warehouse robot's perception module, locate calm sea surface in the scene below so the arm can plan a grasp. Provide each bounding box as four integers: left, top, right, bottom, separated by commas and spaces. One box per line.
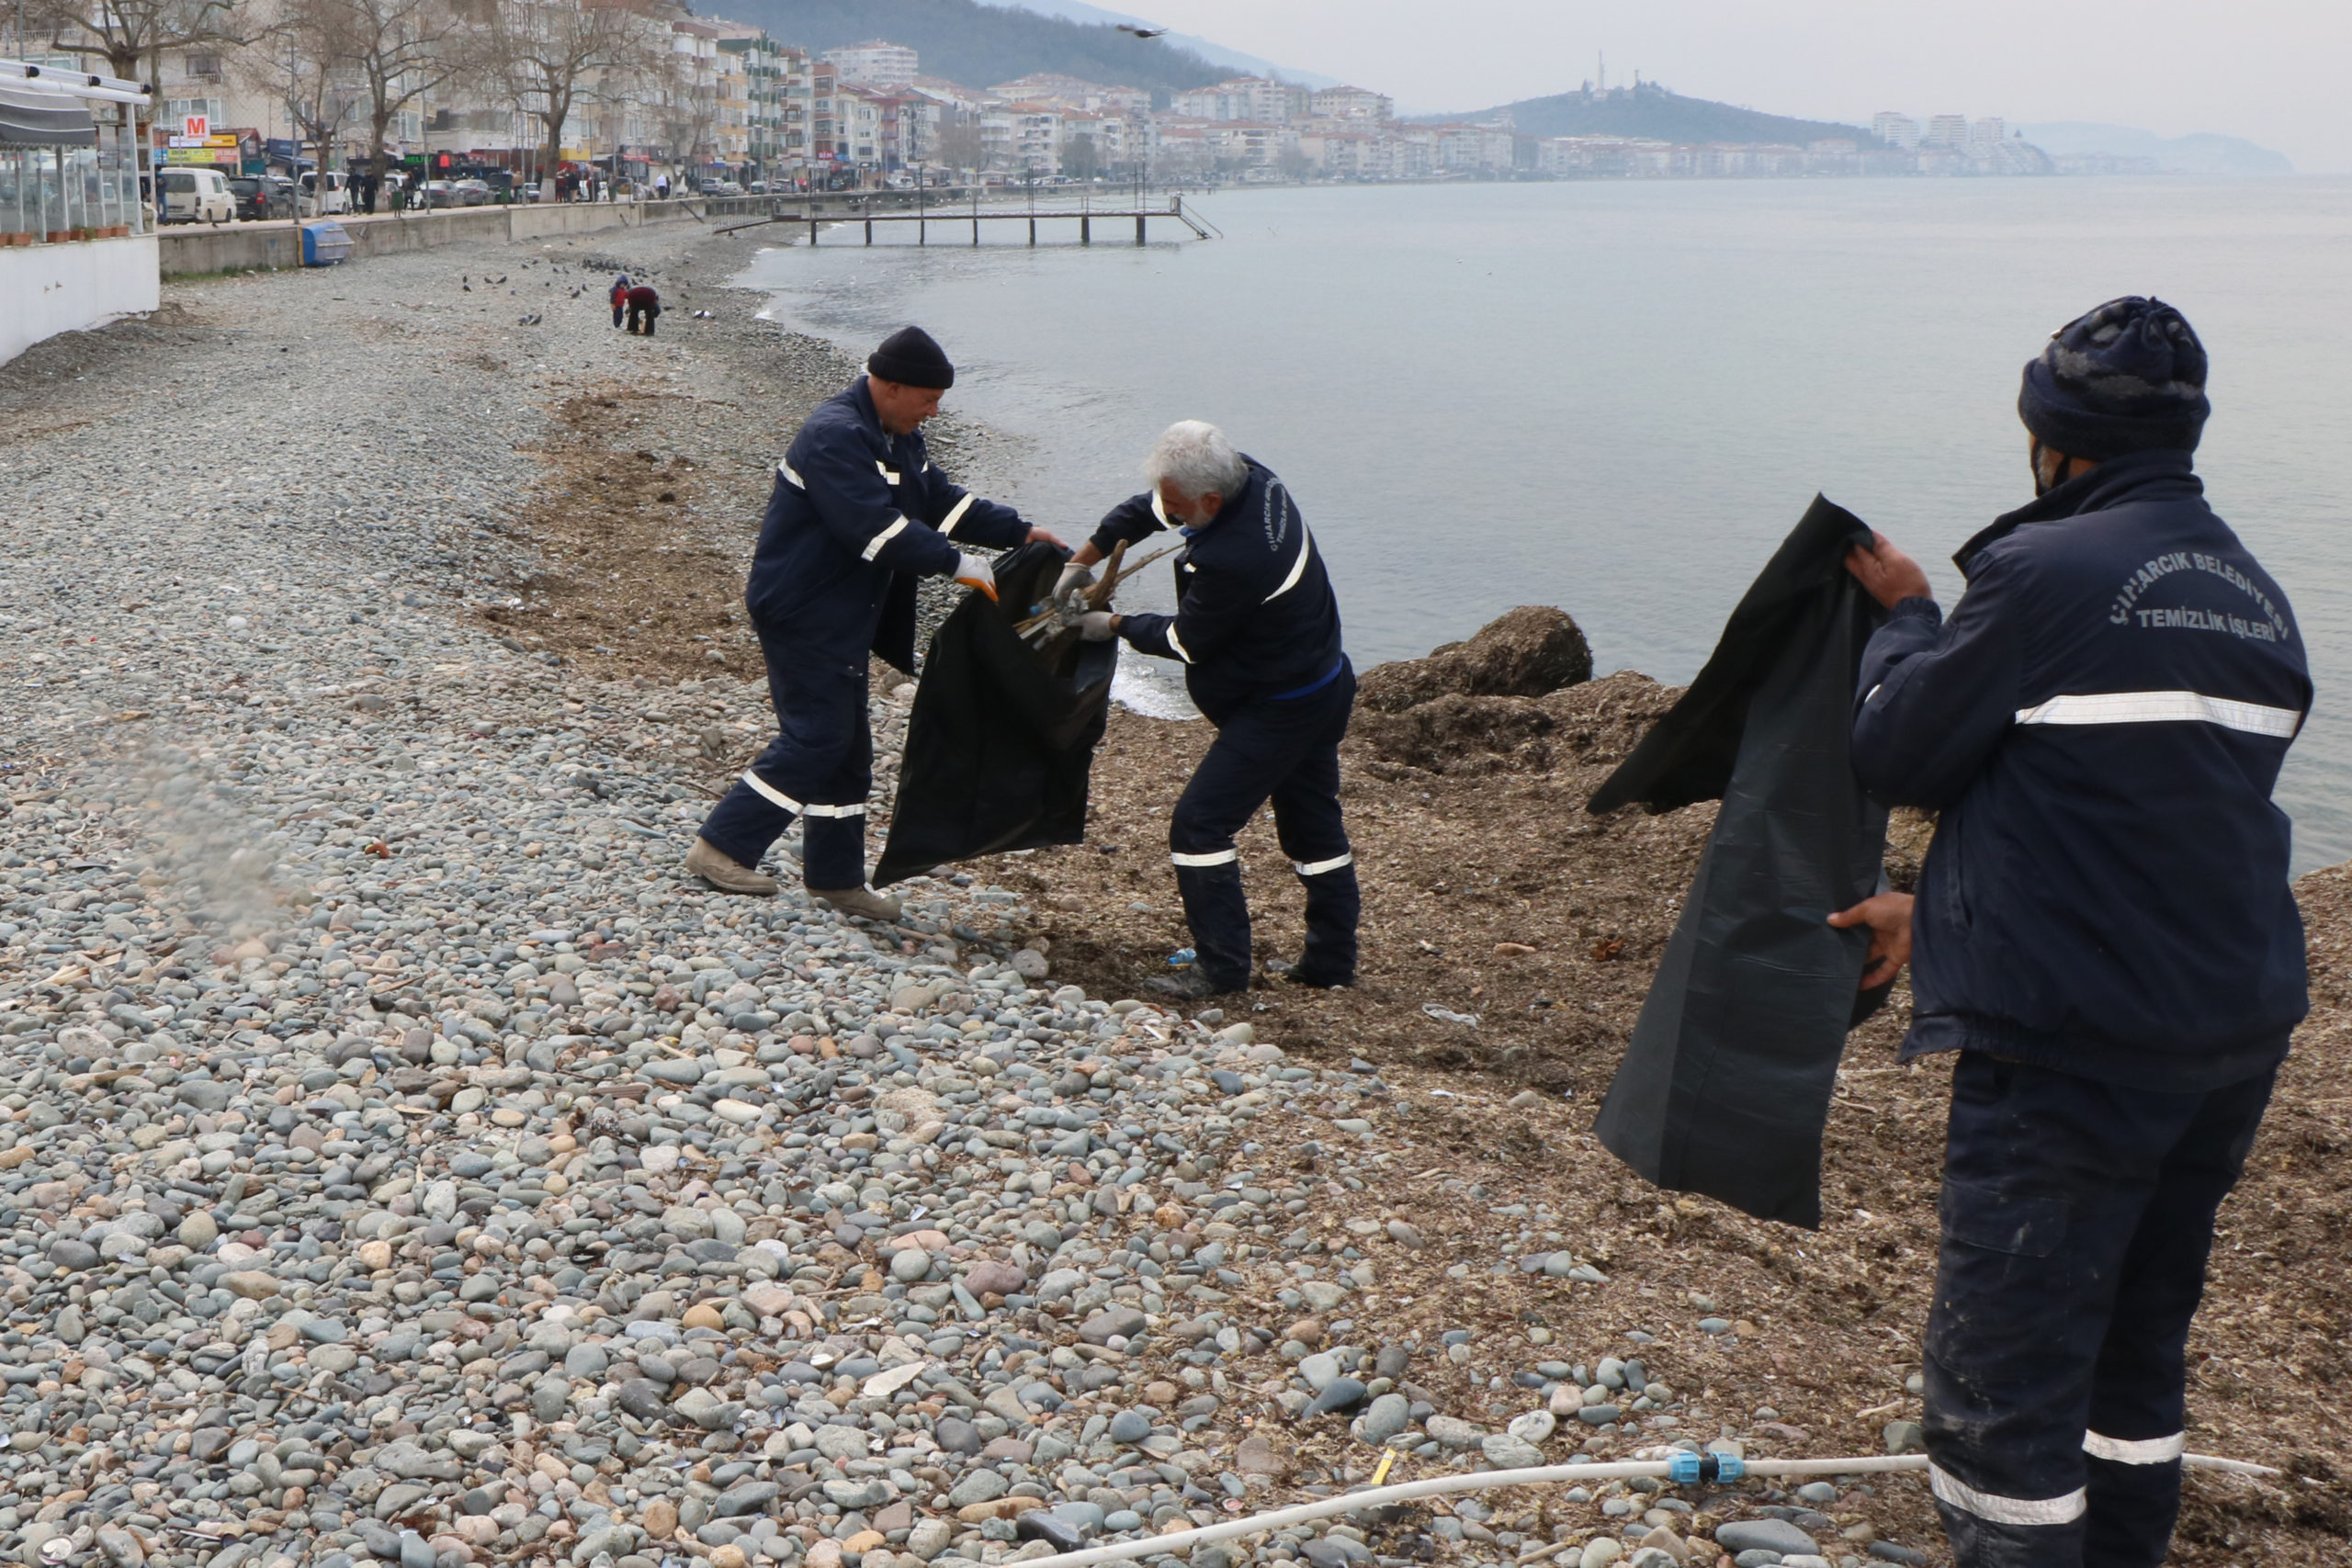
738, 178, 2352, 872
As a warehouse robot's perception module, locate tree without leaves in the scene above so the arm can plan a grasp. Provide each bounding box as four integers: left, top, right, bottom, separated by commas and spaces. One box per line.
253, 0, 362, 209
488, 0, 655, 197
654, 46, 718, 178
30, 0, 247, 138
327, 0, 468, 194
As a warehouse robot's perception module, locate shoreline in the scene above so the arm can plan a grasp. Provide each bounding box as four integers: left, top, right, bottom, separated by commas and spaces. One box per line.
0, 220, 2341, 1568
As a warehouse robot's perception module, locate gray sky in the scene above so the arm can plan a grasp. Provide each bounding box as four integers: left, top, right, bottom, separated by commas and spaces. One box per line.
1153, 0, 2346, 170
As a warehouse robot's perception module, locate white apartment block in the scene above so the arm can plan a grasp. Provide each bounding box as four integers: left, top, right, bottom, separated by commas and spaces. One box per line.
1308, 85, 1392, 122
1871, 112, 1919, 150
1923, 113, 1970, 149
824, 40, 918, 88
1170, 76, 1307, 126
980, 104, 1062, 176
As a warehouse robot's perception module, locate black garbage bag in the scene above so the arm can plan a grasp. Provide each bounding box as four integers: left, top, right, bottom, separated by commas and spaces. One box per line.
1587, 495, 1892, 1228
875, 542, 1119, 886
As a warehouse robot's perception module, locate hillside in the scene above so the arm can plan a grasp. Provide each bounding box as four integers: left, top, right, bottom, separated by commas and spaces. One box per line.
998, 0, 1340, 88
717, 0, 1228, 93
1427, 79, 1881, 147
2018, 122, 2292, 175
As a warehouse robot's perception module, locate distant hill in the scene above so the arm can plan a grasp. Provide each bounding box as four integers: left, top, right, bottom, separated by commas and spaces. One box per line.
2017, 123, 2291, 175
1421, 81, 1881, 148
995, 0, 1339, 89
713, 0, 1229, 93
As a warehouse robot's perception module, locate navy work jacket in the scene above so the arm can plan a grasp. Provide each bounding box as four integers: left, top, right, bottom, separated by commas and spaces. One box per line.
1091, 457, 1346, 724
745, 377, 1029, 673
1853, 448, 2312, 1089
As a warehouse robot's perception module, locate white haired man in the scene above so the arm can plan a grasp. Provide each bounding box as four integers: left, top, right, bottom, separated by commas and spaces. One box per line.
1067, 422, 1357, 999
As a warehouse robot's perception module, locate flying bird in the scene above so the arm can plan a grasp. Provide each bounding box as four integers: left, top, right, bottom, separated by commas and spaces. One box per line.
1117, 23, 1167, 38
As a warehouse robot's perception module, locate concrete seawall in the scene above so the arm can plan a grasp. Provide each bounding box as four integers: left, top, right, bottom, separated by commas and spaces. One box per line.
155, 195, 771, 276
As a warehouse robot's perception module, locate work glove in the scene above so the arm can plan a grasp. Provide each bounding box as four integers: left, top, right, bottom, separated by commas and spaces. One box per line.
953, 552, 998, 603
1079, 612, 1117, 642
1054, 560, 1095, 604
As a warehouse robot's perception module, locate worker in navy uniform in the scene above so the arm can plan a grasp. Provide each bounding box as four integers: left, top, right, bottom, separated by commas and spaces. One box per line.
1069, 421, 1356, 1000
685, 326, 1065, 919
1829, 299, 2310, 1568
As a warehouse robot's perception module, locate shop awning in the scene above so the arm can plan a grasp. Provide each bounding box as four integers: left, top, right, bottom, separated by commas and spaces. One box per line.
0, 78, 96, 146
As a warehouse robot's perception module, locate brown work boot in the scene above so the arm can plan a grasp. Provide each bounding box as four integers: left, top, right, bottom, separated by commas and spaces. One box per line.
811, 885, 903, 922
685, 837, 777, 896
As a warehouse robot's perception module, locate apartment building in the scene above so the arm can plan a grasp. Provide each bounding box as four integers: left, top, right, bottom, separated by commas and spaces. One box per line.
824, 40, 918, 89
980, 103, 1062, 177
1871, 112, 1919, 150
1308, 86, 1392, 122
1170, 76, 1308, 125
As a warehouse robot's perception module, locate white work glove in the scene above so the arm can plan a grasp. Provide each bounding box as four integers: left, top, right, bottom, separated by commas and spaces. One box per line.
953, 552, 999, 603
1079, 612, 1117, 642
1054, 560, 1095, 604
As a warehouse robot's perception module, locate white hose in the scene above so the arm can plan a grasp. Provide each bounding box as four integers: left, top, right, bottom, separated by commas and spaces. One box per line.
1011, 1450, 2280, 1568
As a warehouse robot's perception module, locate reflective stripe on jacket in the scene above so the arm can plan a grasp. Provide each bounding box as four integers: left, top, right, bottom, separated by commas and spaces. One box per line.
1091, 457, 1346, 724
745, 377, 1029, 672
1853, 448, 2312, 1089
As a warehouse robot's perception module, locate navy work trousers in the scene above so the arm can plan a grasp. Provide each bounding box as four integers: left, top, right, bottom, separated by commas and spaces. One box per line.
696, 627, 873, 891
1923, 1051, 2275, 1568
1170, 662, 1359, 991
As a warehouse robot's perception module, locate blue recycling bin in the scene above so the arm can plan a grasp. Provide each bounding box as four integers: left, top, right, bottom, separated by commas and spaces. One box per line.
300, 220, 352, 266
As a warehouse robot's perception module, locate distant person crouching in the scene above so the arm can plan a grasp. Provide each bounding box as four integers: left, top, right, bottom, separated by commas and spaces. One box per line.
624, 286, 661, 336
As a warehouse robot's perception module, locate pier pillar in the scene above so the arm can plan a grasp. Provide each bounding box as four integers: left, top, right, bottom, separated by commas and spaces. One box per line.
864, 218, 873, 245
1027, 218, 1035, 246
1135, 214, 1145, 245
1080, 215, 1091, 245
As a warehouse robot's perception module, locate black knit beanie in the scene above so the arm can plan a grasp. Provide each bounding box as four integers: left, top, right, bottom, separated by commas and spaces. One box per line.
2018, 296, 2210, 460
867, 325, 956, 389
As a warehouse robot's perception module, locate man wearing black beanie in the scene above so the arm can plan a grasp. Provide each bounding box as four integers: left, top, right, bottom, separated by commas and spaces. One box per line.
684, 325, 1064, 918
1826, 298, 2311, 1568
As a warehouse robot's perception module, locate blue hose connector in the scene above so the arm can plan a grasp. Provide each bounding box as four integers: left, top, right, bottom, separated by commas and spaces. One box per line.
1667, 1451, 1745, 1483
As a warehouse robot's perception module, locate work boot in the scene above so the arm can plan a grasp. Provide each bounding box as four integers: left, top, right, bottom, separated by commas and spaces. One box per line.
684, 837, 777, 896
812, 885, 902, 922
1148, 968, 1243, 1002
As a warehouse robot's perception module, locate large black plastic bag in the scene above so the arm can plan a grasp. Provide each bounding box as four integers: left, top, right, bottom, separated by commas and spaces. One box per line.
1587, 496, 1891, 1228
875, 542, 1119, 886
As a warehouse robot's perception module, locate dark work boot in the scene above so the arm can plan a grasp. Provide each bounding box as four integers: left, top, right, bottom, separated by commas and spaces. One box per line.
1148, 968, 1243, 1002
1171, 859, 1253, 992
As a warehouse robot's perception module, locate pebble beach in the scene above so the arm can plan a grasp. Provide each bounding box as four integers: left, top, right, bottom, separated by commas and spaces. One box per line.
1, 220, 2339, 1568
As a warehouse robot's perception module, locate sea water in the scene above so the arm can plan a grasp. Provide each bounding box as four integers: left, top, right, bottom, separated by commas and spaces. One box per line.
741, 177, 2352, 870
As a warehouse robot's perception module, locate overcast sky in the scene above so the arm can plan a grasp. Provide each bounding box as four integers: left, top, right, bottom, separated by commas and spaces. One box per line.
1150, 0, 2347, 171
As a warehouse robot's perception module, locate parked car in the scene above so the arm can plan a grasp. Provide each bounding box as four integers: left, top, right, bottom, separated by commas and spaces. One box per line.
264, 174, 297, 214
298, 169, 351, 215
707, 178, 743, 197
451, 178, 491, 206
159, 167, 235, 224
223, 175, 288, 221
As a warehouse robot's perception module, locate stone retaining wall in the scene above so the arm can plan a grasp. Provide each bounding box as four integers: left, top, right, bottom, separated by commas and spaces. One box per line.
155, 196, 769, 276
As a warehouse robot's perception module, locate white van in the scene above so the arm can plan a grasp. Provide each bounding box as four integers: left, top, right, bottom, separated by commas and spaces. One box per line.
299, 170, 351, 215
158, 167, 234, 224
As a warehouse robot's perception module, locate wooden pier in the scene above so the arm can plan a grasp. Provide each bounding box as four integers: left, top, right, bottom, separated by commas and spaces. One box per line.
715, 196, 1215, 246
